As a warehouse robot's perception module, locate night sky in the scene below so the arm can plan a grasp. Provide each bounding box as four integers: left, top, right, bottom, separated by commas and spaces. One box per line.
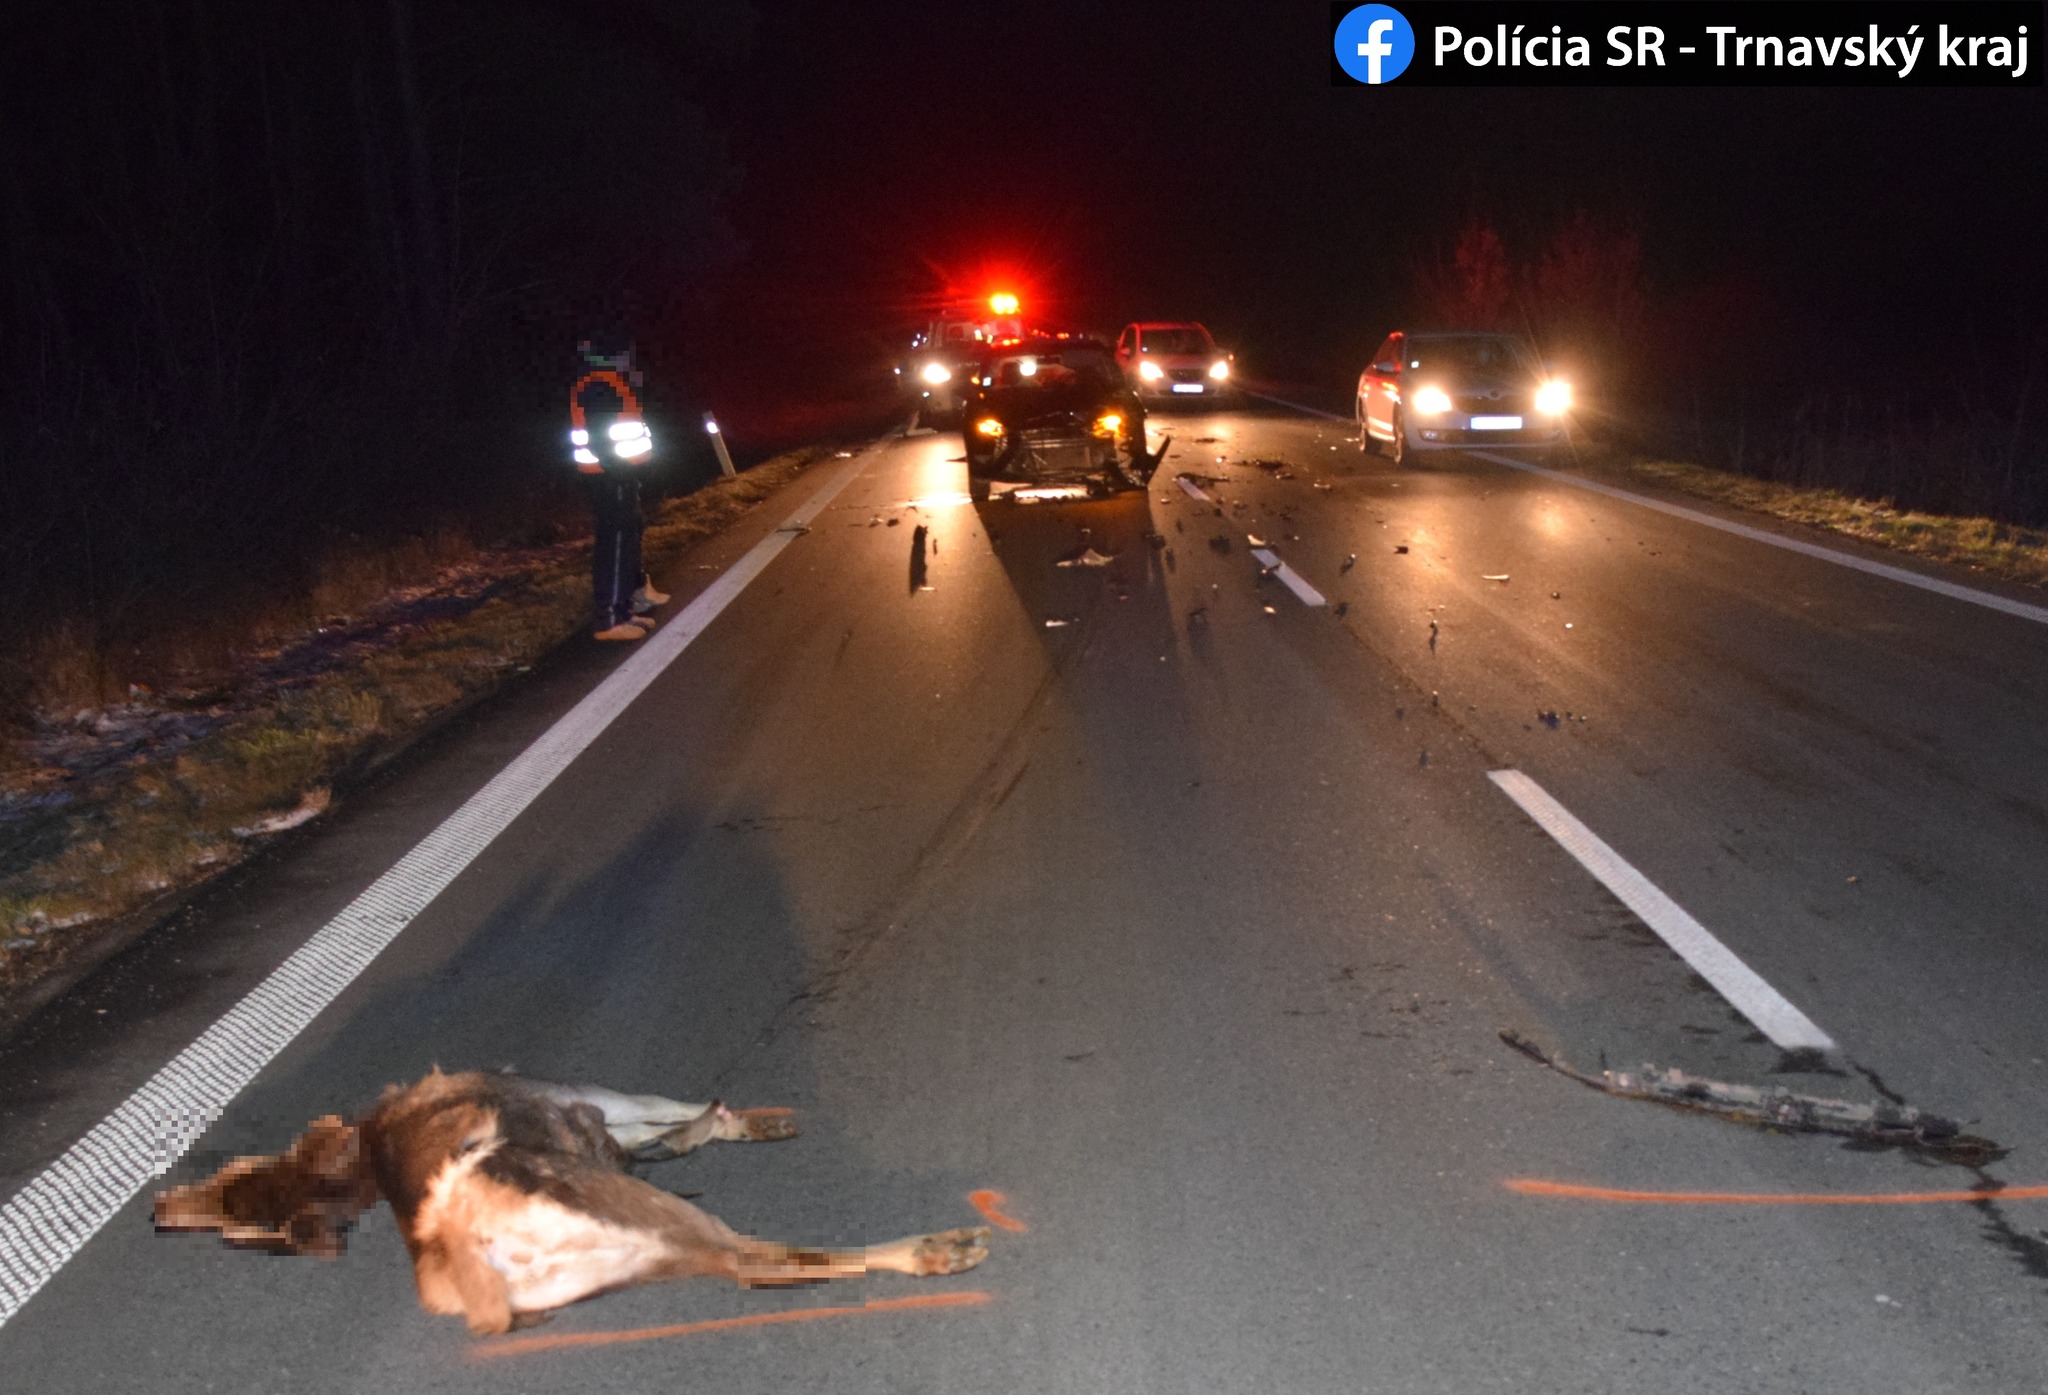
700, 3, 2048, 396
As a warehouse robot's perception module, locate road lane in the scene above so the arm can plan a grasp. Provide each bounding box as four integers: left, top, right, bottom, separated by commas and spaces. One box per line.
0, 410, 2044, 1391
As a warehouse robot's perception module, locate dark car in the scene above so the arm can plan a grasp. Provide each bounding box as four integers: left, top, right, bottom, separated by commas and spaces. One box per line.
895, 295, 1030, 428
1356, 331, 1572, 465
959, 335, 1161, 501
896, 315, 988, 428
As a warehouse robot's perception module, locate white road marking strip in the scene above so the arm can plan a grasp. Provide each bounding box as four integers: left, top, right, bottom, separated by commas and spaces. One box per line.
0, 440, 887, 1331
1468, 451, 2048, 628
1249, 547, 1328, 607
1487, 769, 1836, 1054
1177, 476, 1211, 502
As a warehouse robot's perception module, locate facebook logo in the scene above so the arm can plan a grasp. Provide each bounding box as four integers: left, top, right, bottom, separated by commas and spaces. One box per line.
1334, 4, 1415, 85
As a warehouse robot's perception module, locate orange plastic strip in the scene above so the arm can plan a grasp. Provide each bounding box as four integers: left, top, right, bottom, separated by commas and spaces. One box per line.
968, 1189, 1028, 1233
1508, 1178, 2048, 1205
471, 1291, 992, 1360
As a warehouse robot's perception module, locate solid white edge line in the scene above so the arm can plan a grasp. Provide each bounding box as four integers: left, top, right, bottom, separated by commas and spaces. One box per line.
1487, 769, 1836, 1054
0, 438, 888, 1329
1468, 450, 2048, 628
1248, 547, 1327, 608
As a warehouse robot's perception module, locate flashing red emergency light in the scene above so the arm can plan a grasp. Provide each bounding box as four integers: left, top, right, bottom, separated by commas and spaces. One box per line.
988, 292, 1020, 316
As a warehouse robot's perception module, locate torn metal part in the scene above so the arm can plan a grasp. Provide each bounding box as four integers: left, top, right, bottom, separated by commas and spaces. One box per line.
1498, 1029, 1972, 1149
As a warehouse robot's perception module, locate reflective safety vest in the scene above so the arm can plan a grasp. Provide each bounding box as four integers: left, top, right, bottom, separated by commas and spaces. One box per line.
568, 369, 653, 471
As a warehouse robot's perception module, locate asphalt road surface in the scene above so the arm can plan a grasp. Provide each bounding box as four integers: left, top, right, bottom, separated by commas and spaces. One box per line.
3, 405, 2046, 1392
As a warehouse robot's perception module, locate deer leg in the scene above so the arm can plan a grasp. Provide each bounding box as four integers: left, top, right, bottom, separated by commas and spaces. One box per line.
533, 1083, 798, 1152
730, 1227, 991, 1287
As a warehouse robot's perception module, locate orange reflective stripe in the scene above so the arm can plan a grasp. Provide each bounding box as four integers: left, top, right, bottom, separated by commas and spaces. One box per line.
568, 369, 643, 429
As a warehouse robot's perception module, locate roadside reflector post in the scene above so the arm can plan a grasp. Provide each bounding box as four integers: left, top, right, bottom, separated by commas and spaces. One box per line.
703, 411, 737, 478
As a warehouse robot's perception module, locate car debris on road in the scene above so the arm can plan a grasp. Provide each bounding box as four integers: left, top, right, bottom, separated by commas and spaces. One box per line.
1499, 1029, 1989, 1159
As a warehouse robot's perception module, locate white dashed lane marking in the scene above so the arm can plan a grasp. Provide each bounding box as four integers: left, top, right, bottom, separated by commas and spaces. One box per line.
0, 441, 885, 1331
1249, 547, 1328, 608
1488, 769, 1836, 1054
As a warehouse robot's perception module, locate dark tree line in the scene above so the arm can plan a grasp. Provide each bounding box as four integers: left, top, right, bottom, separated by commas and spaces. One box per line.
0, 1, 751, 709
1413, 215, 2047, 527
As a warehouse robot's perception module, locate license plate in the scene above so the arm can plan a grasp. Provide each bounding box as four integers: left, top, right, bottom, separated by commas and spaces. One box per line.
1469, 415, 1522, 431
1170, 383, 1205, 394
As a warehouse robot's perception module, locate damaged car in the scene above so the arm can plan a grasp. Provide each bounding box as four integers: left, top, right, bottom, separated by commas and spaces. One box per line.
960, 335, 1167, 501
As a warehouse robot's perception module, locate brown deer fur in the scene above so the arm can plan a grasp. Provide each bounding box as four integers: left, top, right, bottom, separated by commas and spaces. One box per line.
154, 1069, 990, 1334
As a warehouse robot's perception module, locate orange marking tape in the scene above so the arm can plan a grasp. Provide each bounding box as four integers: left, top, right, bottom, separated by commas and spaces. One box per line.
735, 1106, 795, 1119
969, 1189, 1028, 1233
1508, 1178, 2048, 1206
471, 1291, 992, 1361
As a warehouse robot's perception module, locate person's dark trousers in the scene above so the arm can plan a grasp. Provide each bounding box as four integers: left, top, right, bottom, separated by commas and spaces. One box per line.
582, 473, 644, 628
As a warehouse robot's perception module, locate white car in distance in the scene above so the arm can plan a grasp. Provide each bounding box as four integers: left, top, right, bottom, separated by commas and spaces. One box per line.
1115, 322, 1235, 402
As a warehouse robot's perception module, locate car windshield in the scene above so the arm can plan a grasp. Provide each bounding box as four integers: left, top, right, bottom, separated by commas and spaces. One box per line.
989, 347, 1114, 388
1407, 336, 1536, 377
1140, 328, 1213, 355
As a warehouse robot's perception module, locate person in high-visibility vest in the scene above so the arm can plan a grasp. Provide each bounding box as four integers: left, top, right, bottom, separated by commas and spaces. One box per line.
569, 333, 669, 641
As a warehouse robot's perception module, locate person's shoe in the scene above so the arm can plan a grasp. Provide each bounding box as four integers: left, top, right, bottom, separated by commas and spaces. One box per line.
632, 584, 670, 611
594, 622, 646, 642
628, 613, 656, 629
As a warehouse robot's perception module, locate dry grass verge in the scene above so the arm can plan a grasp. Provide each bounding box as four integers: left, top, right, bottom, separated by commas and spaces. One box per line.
1603, 455, 2048, 592
0, 447, 832, 1026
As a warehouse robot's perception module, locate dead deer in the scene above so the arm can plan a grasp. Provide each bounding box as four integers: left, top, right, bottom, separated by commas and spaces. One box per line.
154, 1068, 991, 1334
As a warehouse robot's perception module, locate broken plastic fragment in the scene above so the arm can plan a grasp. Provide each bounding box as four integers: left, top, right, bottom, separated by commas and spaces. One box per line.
1055, 547, 1116, 569
232, 788, 331, 839
1497, 1029, 1988, 1157
1341, 553, 1357, 573
1482, 574, 1509, 582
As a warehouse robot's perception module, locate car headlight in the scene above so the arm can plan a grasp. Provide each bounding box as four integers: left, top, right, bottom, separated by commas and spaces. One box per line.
1138, 359, 1164, 382
974, 417, 1004, 437
1535, 380, 1572, 415
1410, 385, 1453, 416
1208, 360, 1229, 381
920, 361, 951, 386
1094, 412, 1123, 436
607, 420, 650, 441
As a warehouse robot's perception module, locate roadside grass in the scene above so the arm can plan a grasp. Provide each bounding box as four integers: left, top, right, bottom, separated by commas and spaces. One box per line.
0, 447, 831, 1011
1604, 455, 2048, 591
